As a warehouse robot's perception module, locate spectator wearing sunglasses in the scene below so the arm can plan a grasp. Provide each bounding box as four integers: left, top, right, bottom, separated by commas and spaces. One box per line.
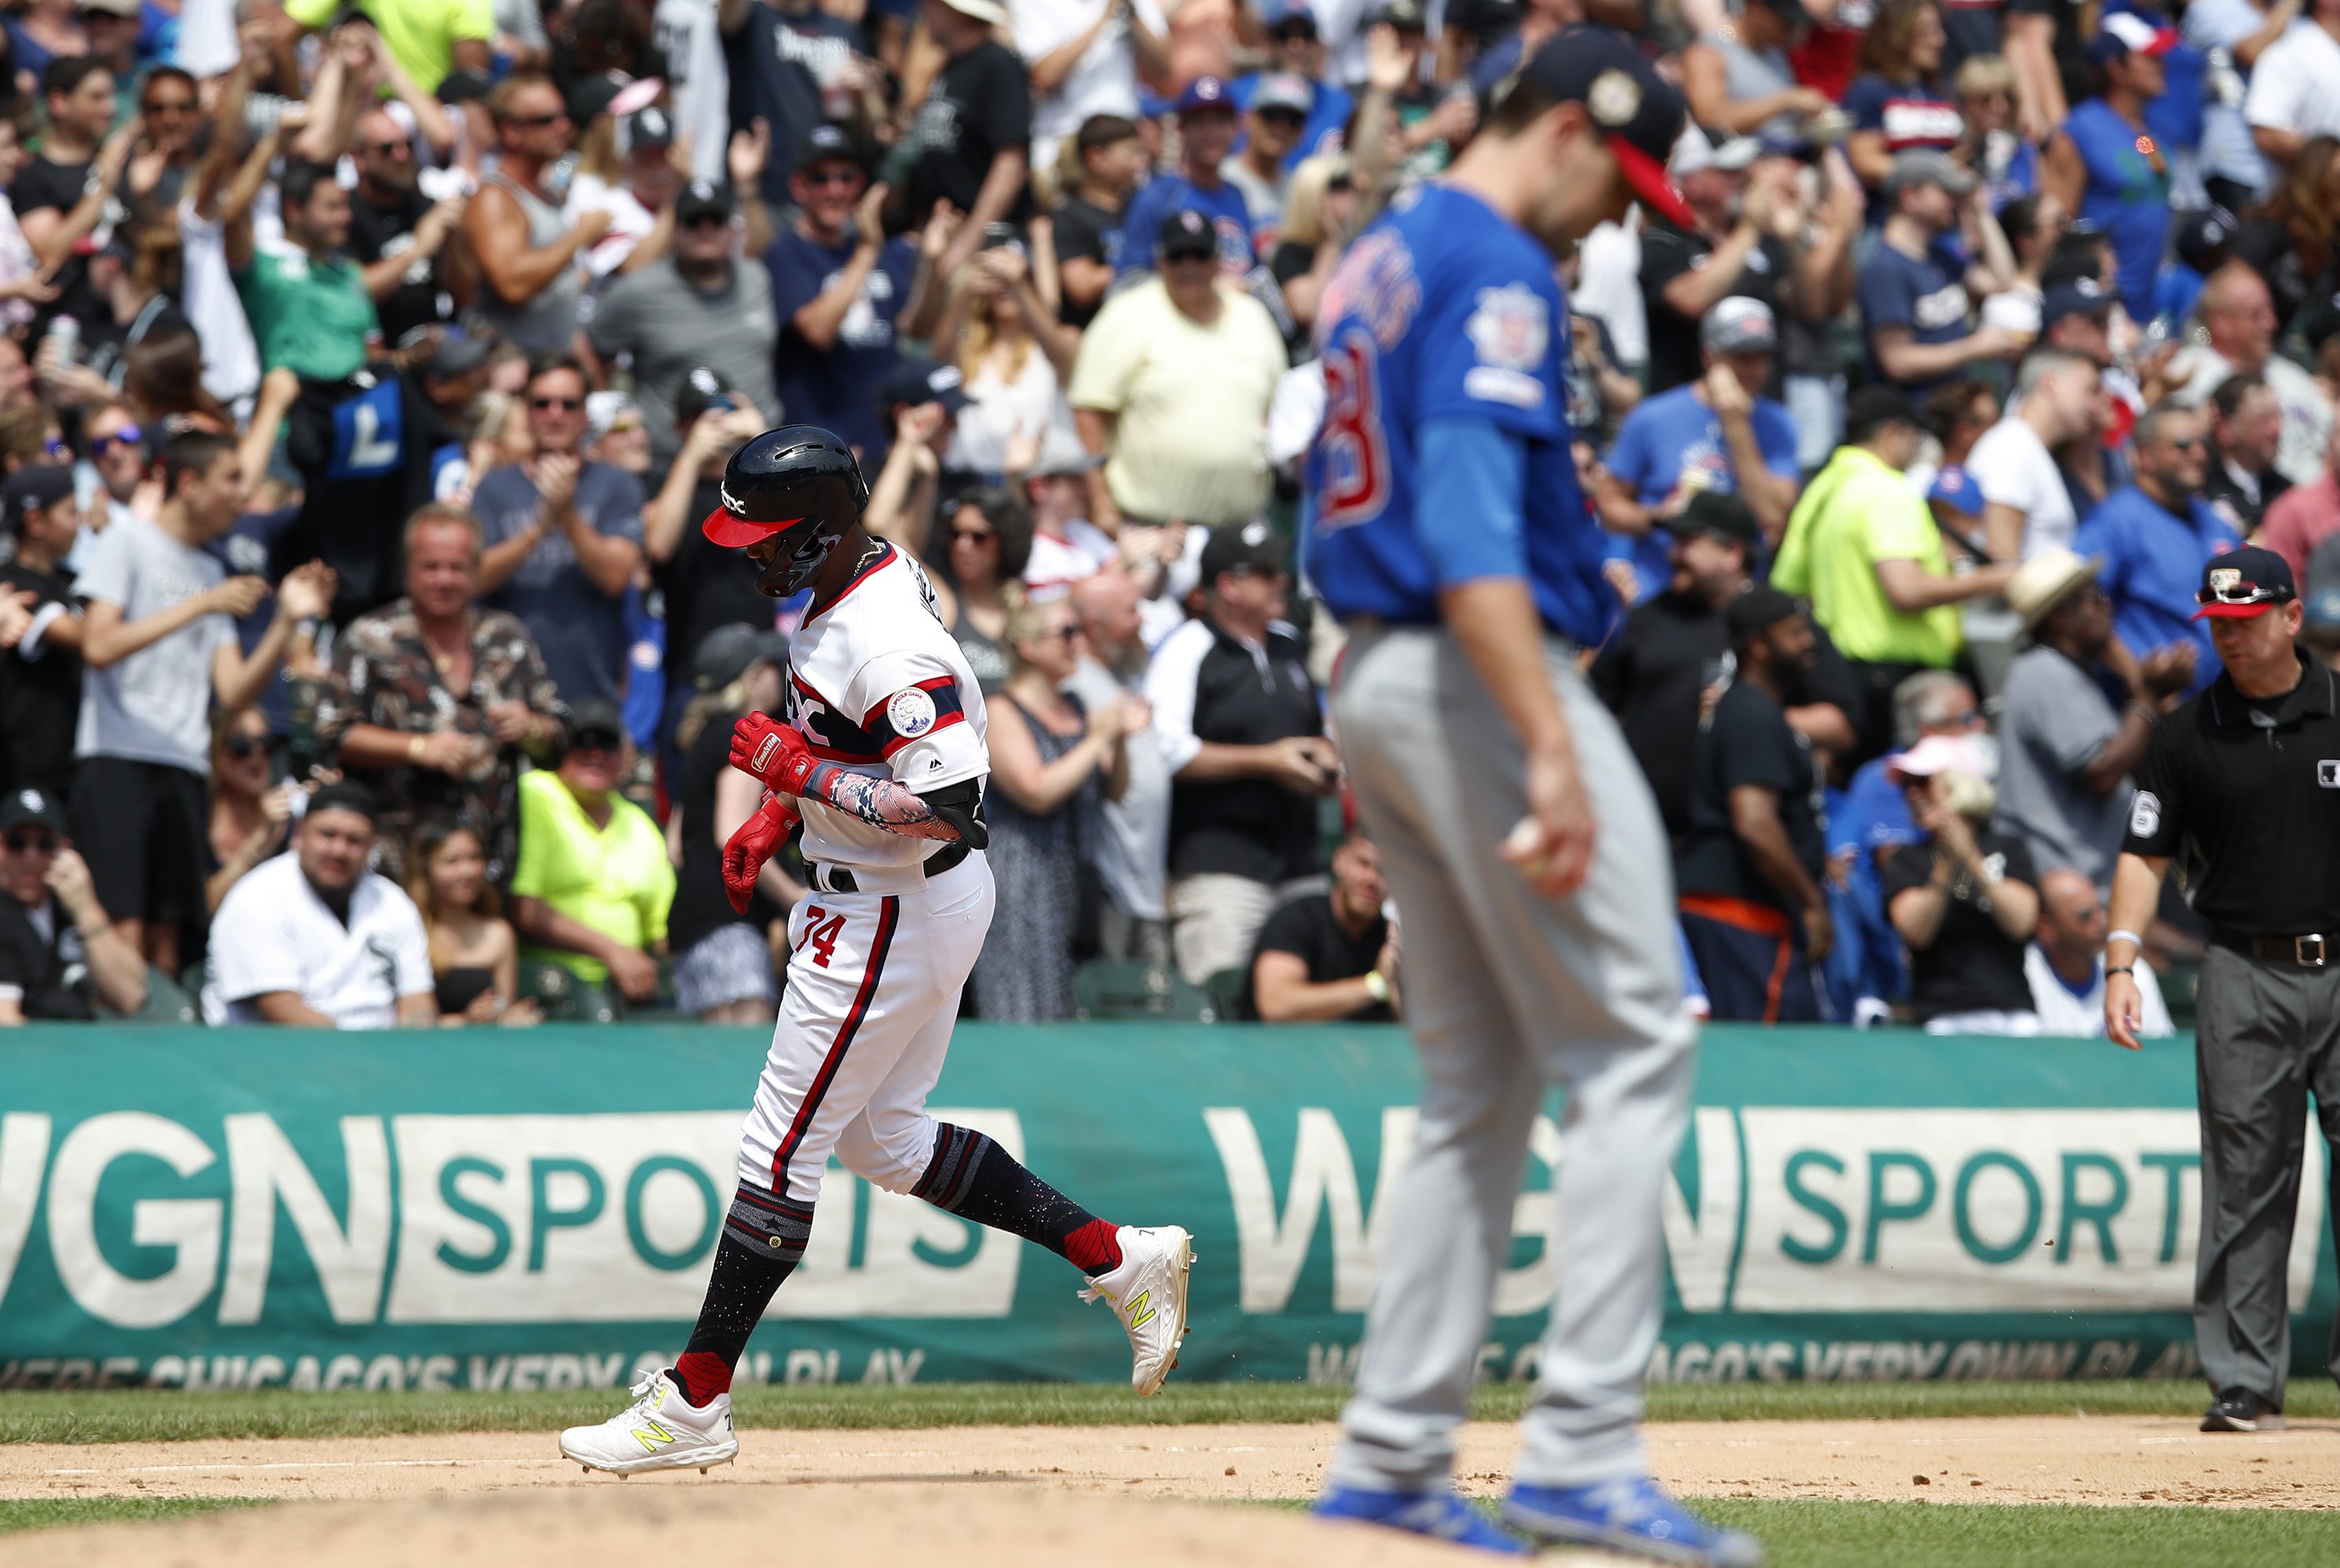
345, 107, 466, 348
509, 698, 675, 1006
767, 126, 933, 464
0, 787, 146, 1023
589, 178, 780, 473
79, 402, 149, 533
204, 706, 298, 914
472, 355, 647, 706
2073, 403, 2243, 699
0, 466, 86, 805
464, 72, 607, 358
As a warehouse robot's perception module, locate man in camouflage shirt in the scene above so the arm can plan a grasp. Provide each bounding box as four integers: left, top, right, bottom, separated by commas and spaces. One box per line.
315, 507, 568, 881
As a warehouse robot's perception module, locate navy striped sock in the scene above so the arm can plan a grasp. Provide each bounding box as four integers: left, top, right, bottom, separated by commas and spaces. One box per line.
913, 1122, 1121, 1275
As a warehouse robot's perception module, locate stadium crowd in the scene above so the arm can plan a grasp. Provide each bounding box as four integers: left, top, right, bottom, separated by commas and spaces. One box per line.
0, 0, 2323, 1033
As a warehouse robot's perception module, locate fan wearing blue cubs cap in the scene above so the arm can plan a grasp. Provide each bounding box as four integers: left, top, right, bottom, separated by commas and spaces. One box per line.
1115, 74, 1257, 276
1303, 27, 1760, 1566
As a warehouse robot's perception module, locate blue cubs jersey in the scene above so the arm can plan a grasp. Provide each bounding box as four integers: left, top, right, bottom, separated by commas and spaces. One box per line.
1302, 182, 1612, 646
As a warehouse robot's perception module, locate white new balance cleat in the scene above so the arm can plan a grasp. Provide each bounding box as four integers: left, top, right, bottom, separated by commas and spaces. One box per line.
559, 1369, 739, 1477
1080, 1224, 1194, 1395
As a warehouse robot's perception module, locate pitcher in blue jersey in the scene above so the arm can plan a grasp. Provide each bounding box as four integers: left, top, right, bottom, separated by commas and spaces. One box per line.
1303, 27, 1764, 1567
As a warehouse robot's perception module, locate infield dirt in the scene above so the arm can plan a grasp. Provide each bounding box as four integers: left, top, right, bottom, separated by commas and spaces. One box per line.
6, 1415, 2337, 1512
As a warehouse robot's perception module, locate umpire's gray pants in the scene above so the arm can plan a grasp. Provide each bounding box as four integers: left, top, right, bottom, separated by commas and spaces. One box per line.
2190, 946, 2340, 1407
1327, 626, 1696, 1492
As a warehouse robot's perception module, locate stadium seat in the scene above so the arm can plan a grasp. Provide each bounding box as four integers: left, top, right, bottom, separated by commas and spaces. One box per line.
1200, 965, 1250, 1021
520, 959, 620, 1024
1071, 960, 1220, 1023
97, 964, 200, 1025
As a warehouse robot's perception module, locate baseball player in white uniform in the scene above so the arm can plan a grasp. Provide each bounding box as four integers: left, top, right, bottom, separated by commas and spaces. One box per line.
560, 427, 1192, 1476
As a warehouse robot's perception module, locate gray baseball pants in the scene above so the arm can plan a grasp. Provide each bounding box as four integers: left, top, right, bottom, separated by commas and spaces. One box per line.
1326, 625, 1697, 1493
2189, 945, 2340, 1408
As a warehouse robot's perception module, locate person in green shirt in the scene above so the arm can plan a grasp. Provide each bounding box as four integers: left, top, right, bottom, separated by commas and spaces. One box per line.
510, 698, 676, 1003
1771, 385, 2018, 762
228, 161, 381, 381
285, 0, 494, 94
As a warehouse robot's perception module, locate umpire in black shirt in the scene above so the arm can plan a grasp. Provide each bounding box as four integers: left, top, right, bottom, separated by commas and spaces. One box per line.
2106, 547, 2340, 1434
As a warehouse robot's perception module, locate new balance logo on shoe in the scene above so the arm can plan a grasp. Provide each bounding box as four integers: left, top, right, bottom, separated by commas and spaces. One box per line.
1126, 1290, 1156, 1331
632, 1422, 677, 1452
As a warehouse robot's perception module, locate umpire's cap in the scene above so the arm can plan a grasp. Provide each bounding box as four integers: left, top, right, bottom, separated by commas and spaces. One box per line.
1513, 28, 1695, 230
2194, 546, 2296, 620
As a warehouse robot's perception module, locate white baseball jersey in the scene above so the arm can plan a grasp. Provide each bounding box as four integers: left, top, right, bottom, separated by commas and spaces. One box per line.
736, 541, 999, 1205
782, 542, 990, 870
201, 853, 433, 1029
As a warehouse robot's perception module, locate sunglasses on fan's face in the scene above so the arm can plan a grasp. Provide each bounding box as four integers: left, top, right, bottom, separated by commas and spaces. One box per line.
2, 831, 57, 855
530, 396, 584, 413
570, 730, 624, 753
221, 733, 266, 760
90, 425, 143, 457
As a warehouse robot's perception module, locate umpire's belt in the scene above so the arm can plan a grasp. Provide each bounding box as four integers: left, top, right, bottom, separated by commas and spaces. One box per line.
2209, 927, 2333, 966
804, 840, 971, 896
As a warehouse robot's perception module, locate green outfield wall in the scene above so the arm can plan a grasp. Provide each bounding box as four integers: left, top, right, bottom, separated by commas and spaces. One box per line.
0, 1024, 2329, 1390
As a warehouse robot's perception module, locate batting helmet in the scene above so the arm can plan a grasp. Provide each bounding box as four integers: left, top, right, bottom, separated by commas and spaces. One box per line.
701, 425, 872, 598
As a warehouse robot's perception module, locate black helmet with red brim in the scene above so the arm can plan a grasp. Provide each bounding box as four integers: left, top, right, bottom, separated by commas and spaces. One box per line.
702, 425, 871, 596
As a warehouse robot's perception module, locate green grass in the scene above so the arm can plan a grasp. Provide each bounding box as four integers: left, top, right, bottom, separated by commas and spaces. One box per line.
1686, 1498, 2340, 1568
0, 1497, 266, 1536
4, 1378, 2334, 1445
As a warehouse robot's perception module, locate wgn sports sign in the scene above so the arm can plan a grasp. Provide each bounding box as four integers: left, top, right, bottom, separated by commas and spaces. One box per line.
0, 1026, 2330, 1389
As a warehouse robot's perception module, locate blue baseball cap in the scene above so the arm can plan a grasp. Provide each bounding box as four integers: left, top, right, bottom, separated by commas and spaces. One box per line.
1176, 75, 1236, 116
2042, 274, 2114, 326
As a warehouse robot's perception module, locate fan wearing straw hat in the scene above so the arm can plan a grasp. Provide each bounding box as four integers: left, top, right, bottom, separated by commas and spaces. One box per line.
1994, 546, 2196, 893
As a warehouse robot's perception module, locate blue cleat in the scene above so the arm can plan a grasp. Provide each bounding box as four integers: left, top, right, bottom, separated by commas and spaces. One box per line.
1313, 1485, 1531, 1555
1504, 1476, 1763, 1566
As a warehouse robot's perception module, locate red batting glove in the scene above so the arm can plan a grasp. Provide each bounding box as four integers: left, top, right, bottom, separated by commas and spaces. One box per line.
721, 793, 799, 914
730, 711, 818, 797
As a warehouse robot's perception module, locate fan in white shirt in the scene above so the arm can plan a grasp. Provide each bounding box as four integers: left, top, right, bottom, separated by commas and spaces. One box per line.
2025, 867, 2175, 1039
203, 785, 437, 1029
1019, 438, 1118, 599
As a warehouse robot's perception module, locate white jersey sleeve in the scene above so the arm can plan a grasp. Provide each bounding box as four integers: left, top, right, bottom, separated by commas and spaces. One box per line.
844, 648, 989, 790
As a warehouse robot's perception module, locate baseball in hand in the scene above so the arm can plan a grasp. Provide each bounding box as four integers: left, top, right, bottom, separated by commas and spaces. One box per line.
1505, 815, 1550, 879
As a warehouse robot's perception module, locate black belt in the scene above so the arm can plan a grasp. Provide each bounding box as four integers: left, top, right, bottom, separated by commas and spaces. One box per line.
805, 838, 970, 894
2209, 927, 2333, 966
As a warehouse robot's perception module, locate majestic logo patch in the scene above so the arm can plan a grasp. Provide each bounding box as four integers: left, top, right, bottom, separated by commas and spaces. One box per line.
2320, 760, 2340, 788
2129, 790, 2161, 837
887, 687, 939, 738
1466, 283, 1550, 372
